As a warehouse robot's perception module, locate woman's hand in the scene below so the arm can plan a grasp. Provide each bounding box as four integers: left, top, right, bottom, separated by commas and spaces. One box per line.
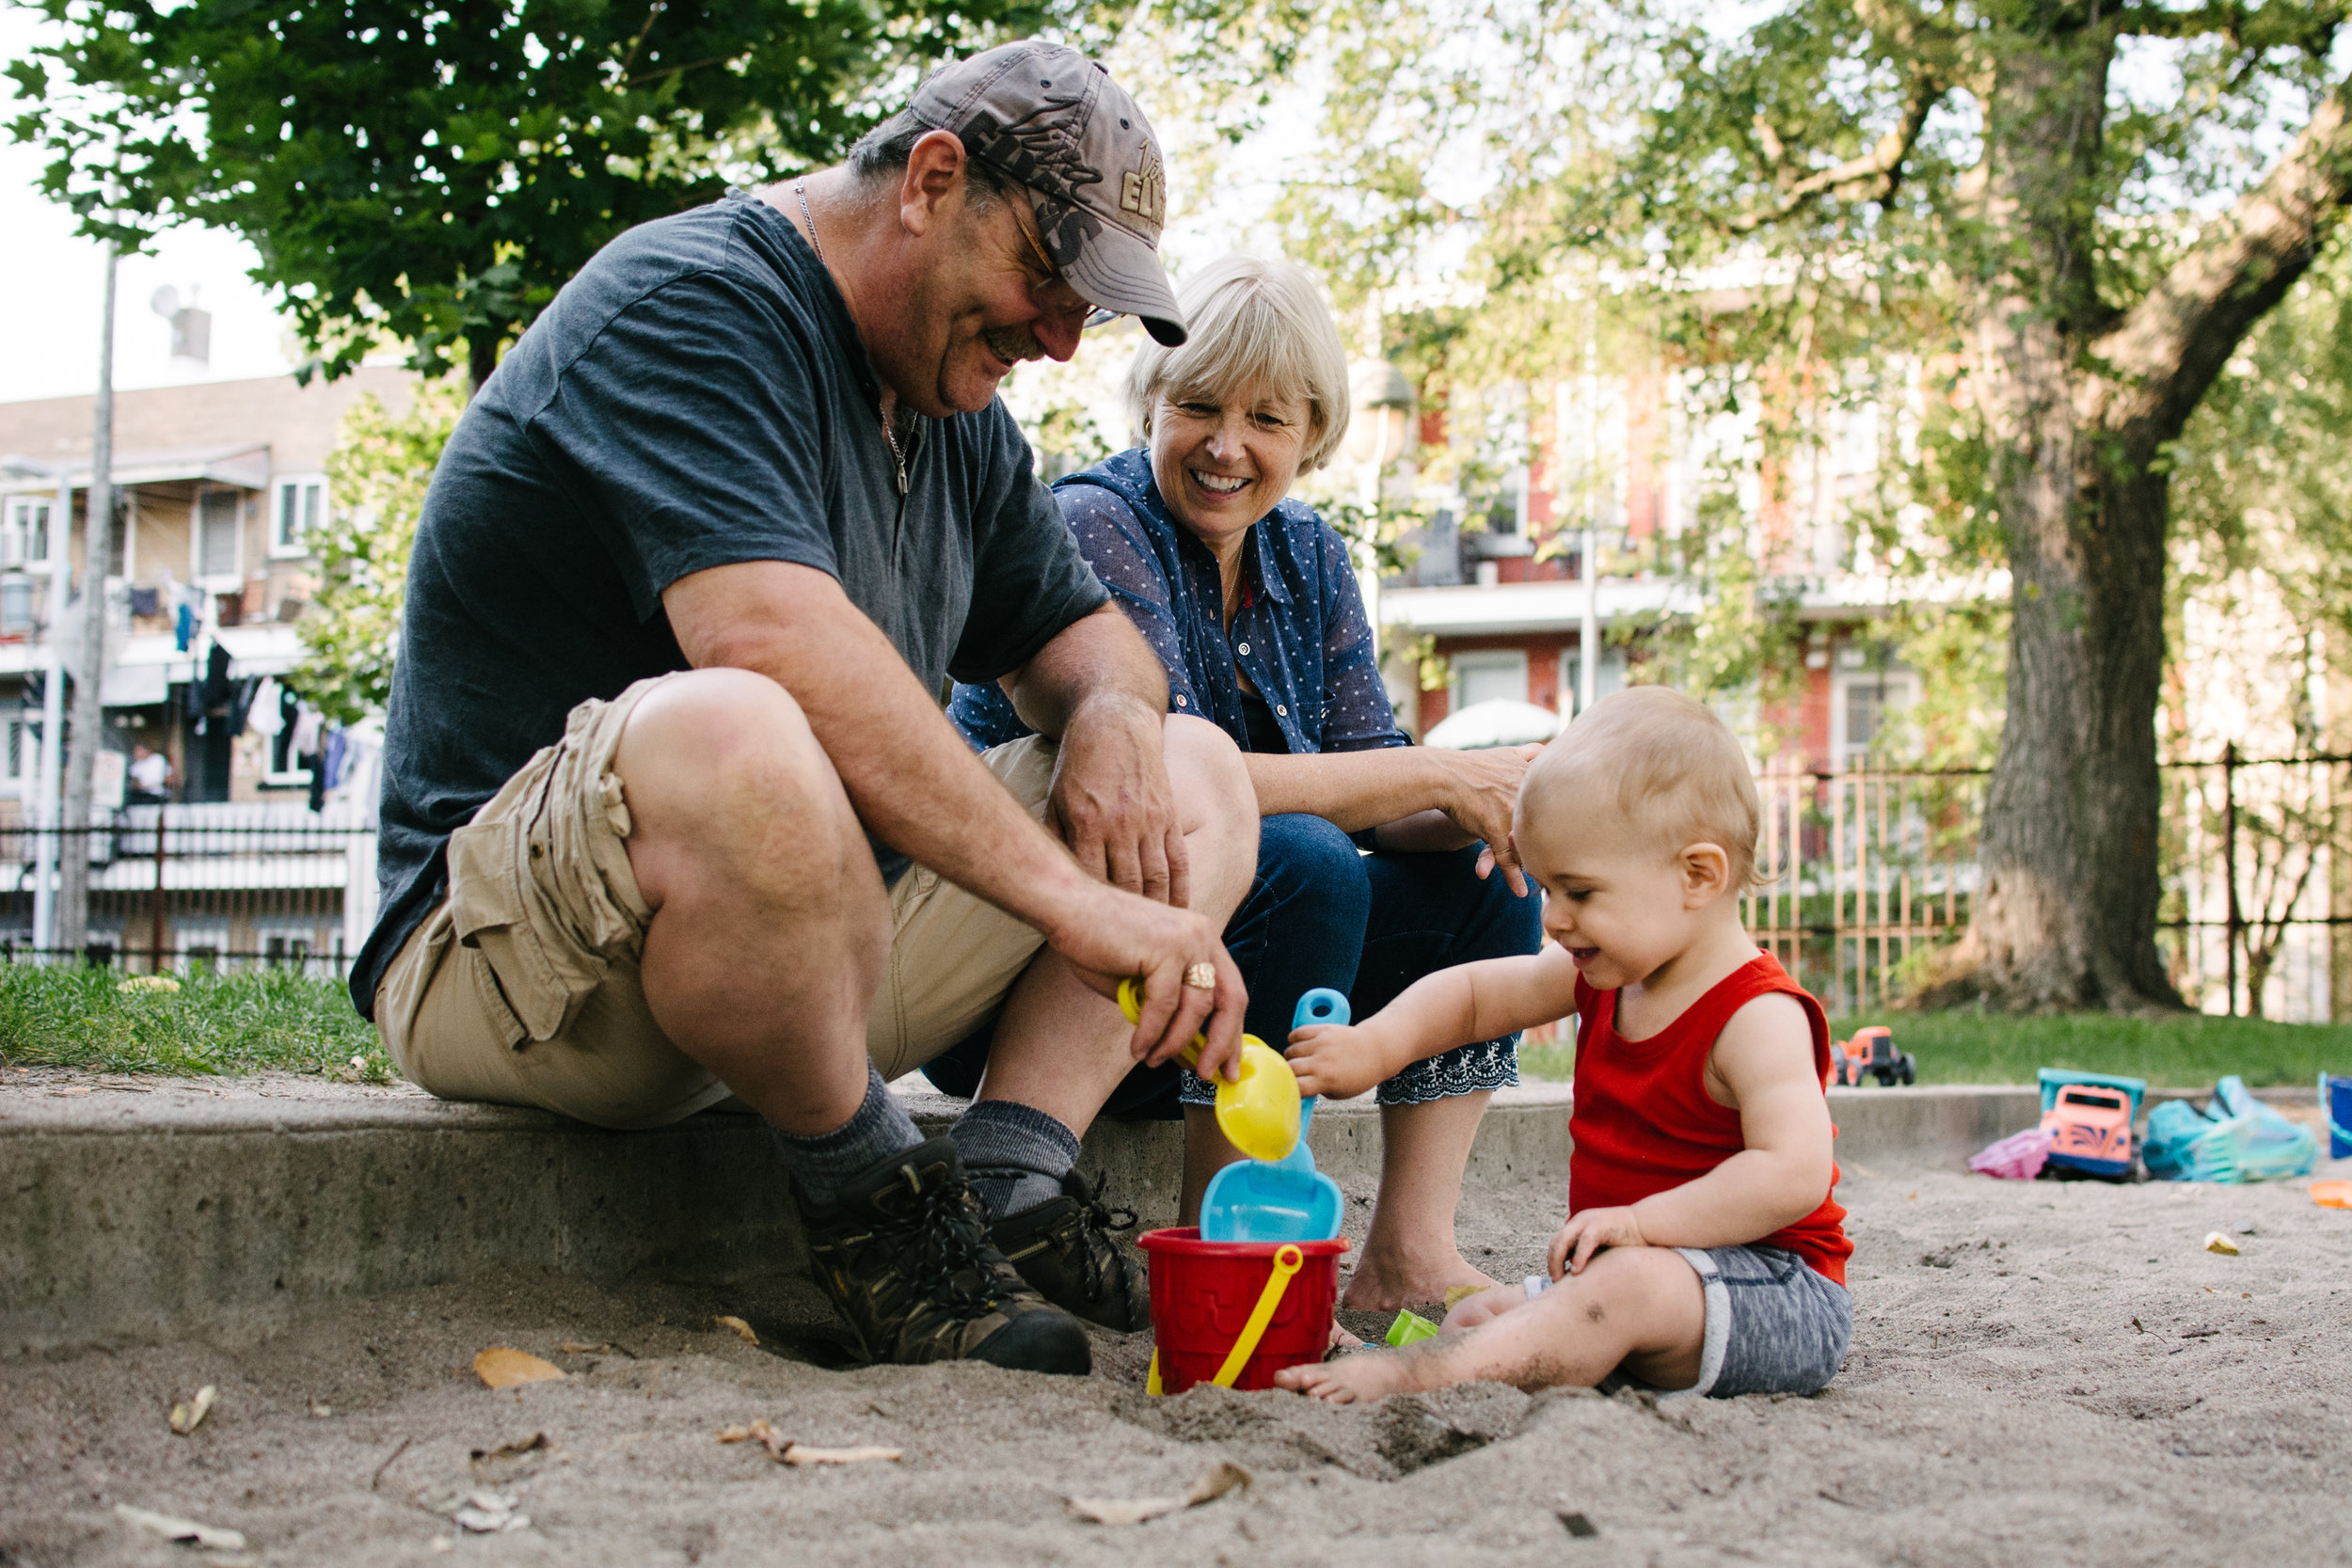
1432, 743, 1543, 895
1284, 1022, 1391, 1100
1547, 1206, 1648, 1277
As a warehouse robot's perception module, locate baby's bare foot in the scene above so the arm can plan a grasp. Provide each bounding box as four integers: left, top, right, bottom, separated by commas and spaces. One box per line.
1276, 1349, 1421, 1403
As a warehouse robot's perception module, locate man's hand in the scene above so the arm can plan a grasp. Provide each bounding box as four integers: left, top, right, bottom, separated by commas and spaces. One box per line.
1047, 691, 1190, 906
1547, 1205, 1649, 1277
1046, 881, 1248, 1081
1285, 1022, 1392, 1101
1432, 743, 1543, 895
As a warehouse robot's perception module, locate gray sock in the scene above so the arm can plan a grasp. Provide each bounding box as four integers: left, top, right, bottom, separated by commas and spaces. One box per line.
950, 1099, 1081, 1221
774, 1064, 923, 1206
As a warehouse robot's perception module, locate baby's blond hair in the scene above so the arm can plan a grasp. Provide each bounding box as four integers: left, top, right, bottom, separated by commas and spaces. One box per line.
1522, 687, 1762, 891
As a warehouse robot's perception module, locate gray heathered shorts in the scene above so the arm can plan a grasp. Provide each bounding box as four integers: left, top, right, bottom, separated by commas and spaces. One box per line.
1665, 1243, 1851, 1399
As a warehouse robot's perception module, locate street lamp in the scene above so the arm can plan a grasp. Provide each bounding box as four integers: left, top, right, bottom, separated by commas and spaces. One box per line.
1345, 361, 1417, 482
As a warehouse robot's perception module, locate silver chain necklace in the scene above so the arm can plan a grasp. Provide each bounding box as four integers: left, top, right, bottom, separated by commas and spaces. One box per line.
795, 178, 910, 495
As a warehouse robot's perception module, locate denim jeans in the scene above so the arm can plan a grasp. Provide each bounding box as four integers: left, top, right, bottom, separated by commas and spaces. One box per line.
922, 814, 1544, 1119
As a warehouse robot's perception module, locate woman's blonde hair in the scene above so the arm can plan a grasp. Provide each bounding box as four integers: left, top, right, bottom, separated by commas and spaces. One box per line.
1123, 254, 1352, 473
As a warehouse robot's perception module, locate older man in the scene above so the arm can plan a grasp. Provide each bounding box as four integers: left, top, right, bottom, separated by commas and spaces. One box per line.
353, 42, 1257, 1376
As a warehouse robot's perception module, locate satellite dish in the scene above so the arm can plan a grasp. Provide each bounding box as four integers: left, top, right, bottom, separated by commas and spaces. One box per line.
150, 285, 182, 318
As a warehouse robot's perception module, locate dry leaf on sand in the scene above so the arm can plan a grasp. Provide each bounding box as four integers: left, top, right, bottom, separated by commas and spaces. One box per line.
168, 1385, 217, 1435
783, 1444, 901, 1466
717, 1419, 899, 1465
471, 1433, 550, 1463
473, 1349, 565, 1388
712, 1314, 759, 1345
415, 1483, 532, 1534
1067, 1460, 1252, 1525
116, 1503, 246, 1551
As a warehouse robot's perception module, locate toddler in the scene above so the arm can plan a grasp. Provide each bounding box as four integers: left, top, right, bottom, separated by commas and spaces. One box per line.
1276, 686, 1851, 1402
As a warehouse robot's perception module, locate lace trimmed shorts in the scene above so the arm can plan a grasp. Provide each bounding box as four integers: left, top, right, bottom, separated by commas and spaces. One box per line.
1177, 1033, 1519, 1109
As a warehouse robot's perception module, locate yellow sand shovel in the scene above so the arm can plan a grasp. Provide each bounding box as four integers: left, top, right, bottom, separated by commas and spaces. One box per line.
1116, 976, 1301, 1163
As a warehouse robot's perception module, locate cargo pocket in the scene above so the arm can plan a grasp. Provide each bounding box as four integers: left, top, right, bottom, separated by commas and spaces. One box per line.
447, 816, 606, 1046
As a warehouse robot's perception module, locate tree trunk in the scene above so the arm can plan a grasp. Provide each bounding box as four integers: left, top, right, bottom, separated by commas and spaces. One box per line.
466, 331, 499, 400
1929, 37, 2352, 1011
1924, 23, 2177, 1008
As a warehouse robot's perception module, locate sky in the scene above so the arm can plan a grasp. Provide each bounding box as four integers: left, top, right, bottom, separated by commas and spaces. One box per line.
0, 9, 302, 409
0, 9, 2333, 411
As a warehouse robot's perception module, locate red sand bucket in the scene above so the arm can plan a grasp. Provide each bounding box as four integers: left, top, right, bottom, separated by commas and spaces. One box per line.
1136, 1227, 1347, 1394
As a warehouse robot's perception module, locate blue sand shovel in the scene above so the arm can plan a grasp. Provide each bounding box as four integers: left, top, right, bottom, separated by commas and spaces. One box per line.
1198, 989, 1349, 1243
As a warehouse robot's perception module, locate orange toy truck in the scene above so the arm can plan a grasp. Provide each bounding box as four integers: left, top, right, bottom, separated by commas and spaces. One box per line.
2037, 1069, 2144, 1180
1833, 1025, 1916, 1087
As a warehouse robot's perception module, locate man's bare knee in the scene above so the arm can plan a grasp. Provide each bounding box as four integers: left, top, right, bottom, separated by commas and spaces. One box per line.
613, 669, 874, 913
1163, 712, 1256, 837
1162, 713, 1258, 911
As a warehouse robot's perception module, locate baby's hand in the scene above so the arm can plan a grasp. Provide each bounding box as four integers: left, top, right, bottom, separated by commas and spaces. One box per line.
1547, 1206, 1648, 1277
1285, 1023, 1387, 1100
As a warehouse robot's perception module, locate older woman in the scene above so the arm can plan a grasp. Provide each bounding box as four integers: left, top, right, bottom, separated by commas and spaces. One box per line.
943, 255, 1540, 1309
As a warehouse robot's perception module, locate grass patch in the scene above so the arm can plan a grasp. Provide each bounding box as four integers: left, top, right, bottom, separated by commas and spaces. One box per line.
1518, 1010, 2352, 1089
0, 965, 392, 1082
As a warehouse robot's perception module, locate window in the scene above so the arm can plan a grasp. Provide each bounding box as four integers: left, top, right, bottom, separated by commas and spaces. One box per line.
174, 922, 231, 974
196, 488, 241, 580
254, 920, 330, 974
2, 498, 51, 570
1453, 650, 1530, 711
272, 476, 325, 558
1, 718, 28, 794
0, 574, 36, 637
1560, 646, 1626, 715
1833, 671, 1918, 760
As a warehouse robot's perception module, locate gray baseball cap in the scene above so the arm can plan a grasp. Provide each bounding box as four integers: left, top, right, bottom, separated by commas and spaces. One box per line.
910, 41, 1186, 346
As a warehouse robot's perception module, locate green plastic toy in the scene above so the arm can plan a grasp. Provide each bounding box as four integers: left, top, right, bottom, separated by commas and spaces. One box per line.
1385, 1310, 1439, 1347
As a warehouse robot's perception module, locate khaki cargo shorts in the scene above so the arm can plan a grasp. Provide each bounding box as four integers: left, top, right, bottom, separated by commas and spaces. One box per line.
373, 673, 1055, 1130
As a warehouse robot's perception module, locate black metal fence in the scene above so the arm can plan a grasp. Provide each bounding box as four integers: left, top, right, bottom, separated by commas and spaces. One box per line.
1743, 752, 2350, 1020
1, 805, 375, 978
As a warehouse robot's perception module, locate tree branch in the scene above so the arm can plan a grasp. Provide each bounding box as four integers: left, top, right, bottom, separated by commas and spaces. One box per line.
2110, 0, 2345, 53
2089, 79, 2352, 455
1726, 70, 1939, 233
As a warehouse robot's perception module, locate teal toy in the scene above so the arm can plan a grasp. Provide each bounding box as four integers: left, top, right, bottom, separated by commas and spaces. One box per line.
1198, 989, 1349, 1243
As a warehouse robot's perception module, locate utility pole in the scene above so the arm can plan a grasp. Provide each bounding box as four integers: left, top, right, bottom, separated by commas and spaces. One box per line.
1579, 522, 1599, 716
31, 467, 72, 954
58, 243, 118, 959
1577, 290, 1600, 718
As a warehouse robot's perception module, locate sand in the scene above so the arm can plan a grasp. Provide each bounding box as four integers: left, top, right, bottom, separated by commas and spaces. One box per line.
7, 1159, 2350, 1567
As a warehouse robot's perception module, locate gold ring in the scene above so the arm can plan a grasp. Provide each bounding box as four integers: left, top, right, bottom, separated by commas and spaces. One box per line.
1184, 961, 1217, 990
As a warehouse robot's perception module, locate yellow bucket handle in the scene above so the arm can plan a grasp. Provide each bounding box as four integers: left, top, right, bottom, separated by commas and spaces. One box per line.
1146, 1243, 1308, 1396
1212, 1243, 1304, 1389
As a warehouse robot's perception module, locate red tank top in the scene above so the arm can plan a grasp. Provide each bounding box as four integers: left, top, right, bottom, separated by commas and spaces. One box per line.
1569, 951, 1852, 1285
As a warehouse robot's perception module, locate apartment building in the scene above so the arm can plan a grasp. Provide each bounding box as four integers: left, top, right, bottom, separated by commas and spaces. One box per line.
1375, 359, 1940, 770
0, 367, 416, 963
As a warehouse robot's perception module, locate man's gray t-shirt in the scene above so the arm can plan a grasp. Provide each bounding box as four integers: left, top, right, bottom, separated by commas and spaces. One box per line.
352, 189, 1109, 1017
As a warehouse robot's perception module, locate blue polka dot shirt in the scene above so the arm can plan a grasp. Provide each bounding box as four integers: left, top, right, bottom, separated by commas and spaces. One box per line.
947, 448, 1409, 763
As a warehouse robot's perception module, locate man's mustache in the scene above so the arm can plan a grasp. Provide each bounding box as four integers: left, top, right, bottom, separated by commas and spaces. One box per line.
983, 325, 1045, 365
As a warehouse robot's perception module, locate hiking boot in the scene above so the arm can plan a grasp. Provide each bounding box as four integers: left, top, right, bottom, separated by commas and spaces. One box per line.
798, 1136, 1090, 1374
990, 1169, 1152, 1333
